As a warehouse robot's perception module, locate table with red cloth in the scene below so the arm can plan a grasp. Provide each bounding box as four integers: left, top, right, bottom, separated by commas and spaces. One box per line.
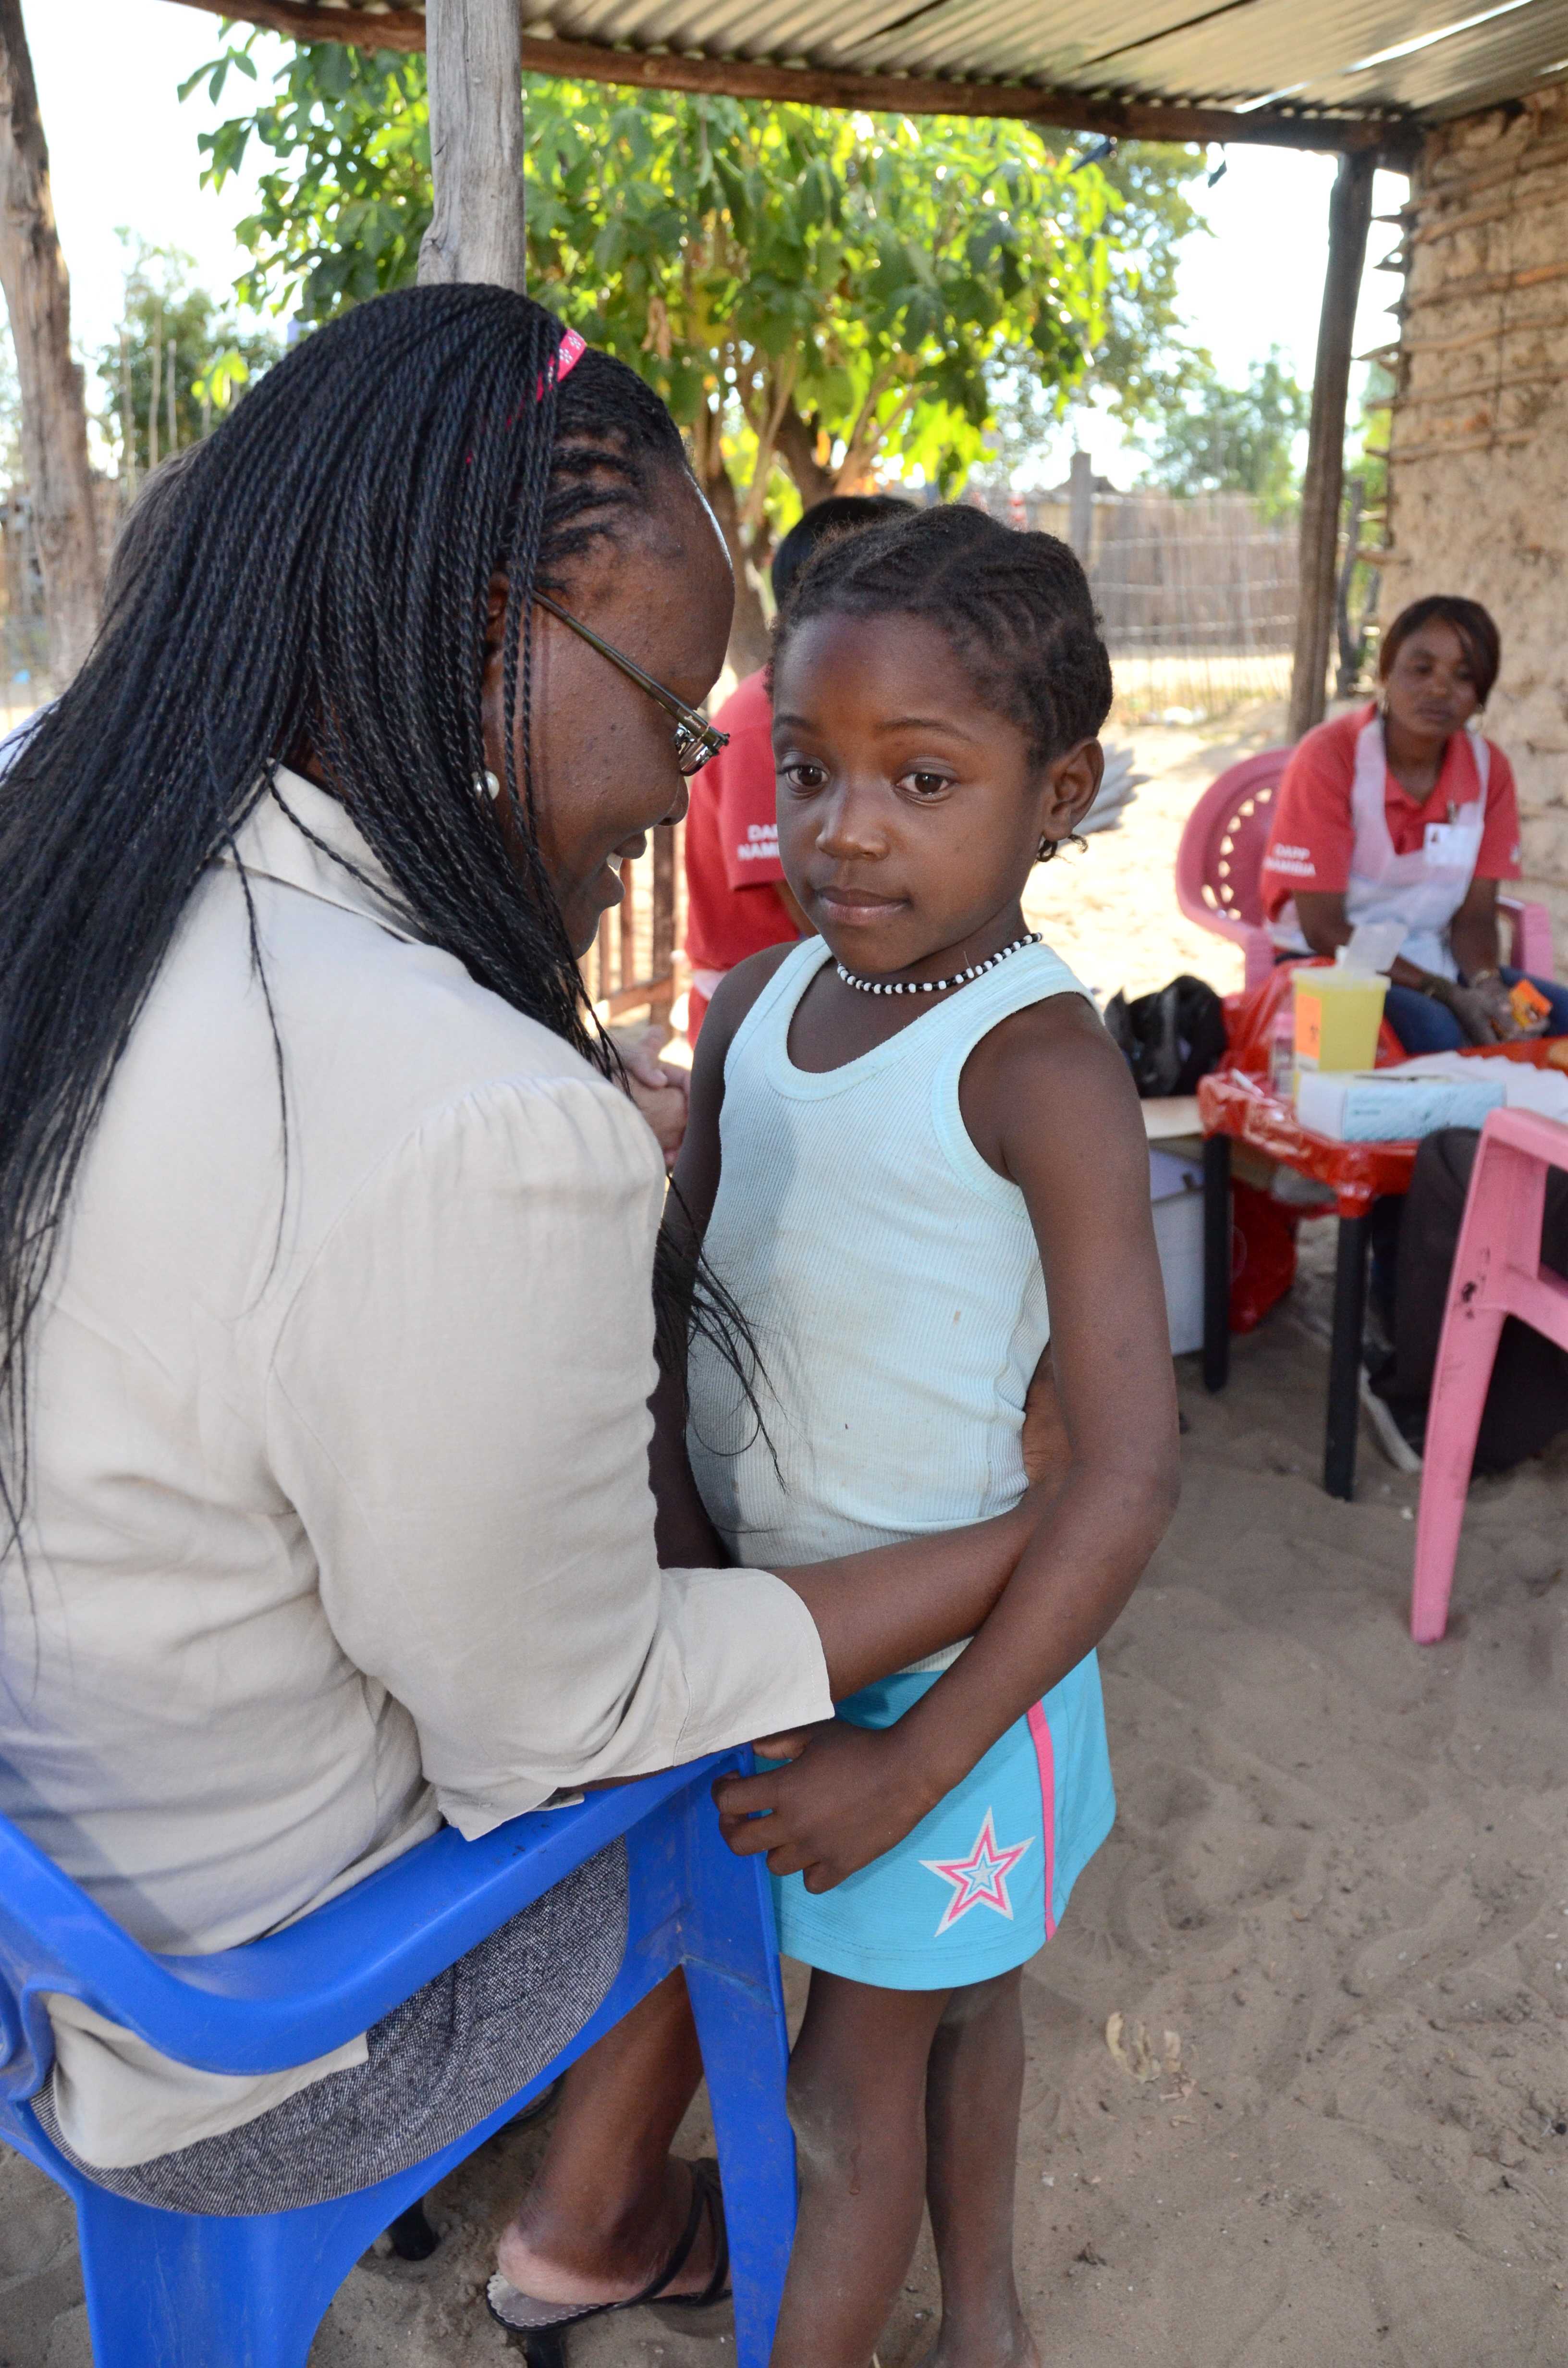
1198, 1072, 1416, 1500
1199, 1041, 1568, 1500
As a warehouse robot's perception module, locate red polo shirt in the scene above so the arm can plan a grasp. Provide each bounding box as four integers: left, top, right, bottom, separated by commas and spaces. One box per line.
1261, 704, 1521, 922
683, 667, 799, 996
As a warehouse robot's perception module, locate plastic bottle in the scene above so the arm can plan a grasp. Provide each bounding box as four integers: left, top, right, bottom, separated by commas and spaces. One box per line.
1269, 1004, 1296, 1101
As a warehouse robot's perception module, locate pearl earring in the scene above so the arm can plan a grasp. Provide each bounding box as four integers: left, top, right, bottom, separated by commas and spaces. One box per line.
479, 770, 502, 802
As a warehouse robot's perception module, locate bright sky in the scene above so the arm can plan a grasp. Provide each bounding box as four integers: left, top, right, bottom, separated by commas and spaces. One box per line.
32, 0, 1408, 483
1059, 150, 1408, 486
29, 2, 284, 387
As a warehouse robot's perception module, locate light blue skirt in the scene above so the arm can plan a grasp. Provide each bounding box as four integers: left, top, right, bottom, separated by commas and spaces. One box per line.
772, 1653, 1115, 1991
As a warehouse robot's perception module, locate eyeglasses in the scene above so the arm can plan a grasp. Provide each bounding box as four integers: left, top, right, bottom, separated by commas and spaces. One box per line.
533, 591, 729, 777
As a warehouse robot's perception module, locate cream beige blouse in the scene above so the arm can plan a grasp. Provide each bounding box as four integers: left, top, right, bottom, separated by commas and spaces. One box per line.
0, 769, 829, 2168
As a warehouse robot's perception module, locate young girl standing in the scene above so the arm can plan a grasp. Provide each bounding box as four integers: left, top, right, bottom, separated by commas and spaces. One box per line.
661, 505, 1180, 2367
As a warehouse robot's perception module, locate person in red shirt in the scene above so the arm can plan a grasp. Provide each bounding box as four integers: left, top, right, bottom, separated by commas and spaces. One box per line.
1261, 594, 1568, 1052
684, 494, 913, 1041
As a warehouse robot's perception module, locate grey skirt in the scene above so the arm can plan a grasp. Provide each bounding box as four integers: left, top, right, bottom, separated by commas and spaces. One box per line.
35, 1838, 628, 2217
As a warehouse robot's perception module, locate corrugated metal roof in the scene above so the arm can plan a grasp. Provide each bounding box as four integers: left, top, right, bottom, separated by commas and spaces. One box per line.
215, 0, 1568, 131
544, 0, 1568, 115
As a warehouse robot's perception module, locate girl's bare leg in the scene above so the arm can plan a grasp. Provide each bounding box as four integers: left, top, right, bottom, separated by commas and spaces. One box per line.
495, 1969, 719, 2304
771, 1971, 951, 2368
919, 1970, 1039, 2368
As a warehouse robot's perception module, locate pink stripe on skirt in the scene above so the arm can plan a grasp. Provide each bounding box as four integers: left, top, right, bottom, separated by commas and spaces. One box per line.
1025, 1702, 1057, 1939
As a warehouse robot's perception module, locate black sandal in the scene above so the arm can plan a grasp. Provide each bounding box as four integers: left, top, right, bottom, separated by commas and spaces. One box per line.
485, 2156, 729, 2348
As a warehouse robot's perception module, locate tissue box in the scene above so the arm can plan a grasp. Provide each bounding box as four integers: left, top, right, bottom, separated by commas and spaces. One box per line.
1295, 1069, 1507, 1142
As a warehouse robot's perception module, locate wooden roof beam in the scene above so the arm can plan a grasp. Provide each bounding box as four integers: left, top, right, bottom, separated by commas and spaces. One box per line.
163, 0, 1416, 160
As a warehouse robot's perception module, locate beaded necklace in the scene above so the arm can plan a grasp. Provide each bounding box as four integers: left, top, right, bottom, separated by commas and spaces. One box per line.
833, 932, 1042, 997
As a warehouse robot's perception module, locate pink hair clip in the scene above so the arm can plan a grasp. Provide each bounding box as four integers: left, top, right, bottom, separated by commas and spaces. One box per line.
539, 328, 586, 398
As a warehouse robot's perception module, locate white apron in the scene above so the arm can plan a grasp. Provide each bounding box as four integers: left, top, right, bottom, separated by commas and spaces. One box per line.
1274, 708, 1488, 979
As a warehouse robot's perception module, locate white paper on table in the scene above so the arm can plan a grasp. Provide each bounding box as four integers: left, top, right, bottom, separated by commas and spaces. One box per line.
1396, 1050, 1568, 1120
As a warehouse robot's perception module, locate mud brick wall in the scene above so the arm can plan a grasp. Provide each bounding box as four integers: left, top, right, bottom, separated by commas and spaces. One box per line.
1382, 85, 1568, 937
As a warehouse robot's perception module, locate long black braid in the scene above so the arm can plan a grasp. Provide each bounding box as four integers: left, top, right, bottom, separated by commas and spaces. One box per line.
0, 284, 729, 1556
772, 504, 1114, 843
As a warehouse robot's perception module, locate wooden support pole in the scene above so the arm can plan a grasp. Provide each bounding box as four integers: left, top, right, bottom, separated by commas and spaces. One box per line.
418, 0, 526, 291
1288, 150, 1376, 745
0, 0, 105, 684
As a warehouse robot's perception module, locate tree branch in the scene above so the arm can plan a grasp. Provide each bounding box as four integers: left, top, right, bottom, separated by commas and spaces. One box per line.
691, 392, 771, 675
775, 398, 835, 509
834, 368, 904, 492
740, 357, 798, 540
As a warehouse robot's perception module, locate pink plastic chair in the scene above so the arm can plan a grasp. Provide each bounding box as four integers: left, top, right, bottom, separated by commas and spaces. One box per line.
1504, 896, 1556, 980
1175, 750, 1290, 990
1411, 1105, 1568, 1642
1176, 748, 1555, 990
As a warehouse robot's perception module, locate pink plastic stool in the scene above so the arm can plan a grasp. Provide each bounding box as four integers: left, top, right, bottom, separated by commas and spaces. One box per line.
1411, 1105, 1568, 1641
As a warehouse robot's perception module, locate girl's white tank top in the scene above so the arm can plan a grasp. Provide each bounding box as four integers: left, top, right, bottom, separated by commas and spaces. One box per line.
687, 934, 1091, 1669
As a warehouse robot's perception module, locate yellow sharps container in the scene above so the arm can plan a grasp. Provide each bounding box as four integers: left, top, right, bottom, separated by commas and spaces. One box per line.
1292, 962, 1388, 1078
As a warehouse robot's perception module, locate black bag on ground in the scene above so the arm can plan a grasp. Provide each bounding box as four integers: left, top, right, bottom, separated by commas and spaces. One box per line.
1386, 1125, 1568, 1474
1104, 974, 1226, 1099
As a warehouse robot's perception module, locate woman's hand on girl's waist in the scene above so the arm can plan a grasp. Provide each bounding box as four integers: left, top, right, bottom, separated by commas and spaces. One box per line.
714, 1719, 941, 1892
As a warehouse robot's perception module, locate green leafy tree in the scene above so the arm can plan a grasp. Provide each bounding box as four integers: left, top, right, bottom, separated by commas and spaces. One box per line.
1089, 143, 1211, 431
98, 239, 280, 483
949, 138, 1210, 490
183, 38, 1202, 664
1345, 357, 1393, 515
1136, 346, 1310, 514
1336, 358, 1395, 692
186, 42, 430, 317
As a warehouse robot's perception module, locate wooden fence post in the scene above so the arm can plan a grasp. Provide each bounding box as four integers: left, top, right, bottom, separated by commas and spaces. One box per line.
0, 0, 104, 685
418, 0, 527, 290
1067, 447, 1093, 565
412, 1, 684, 1027
1288, 149, 1375, 745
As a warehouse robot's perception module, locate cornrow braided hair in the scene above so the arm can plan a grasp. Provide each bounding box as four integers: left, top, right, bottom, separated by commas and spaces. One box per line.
772, 502, 1114, 857
0, 283, 744, 1567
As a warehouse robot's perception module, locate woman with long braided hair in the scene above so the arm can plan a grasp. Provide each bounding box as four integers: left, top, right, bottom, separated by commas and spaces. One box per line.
0, 287, 1042, 2281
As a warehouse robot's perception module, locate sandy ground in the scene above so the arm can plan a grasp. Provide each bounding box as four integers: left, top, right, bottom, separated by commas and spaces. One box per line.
1021, 705, 1271, 1009
6, 710, 1566, 2367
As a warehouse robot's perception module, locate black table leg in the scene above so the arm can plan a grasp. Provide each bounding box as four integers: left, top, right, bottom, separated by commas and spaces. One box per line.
1203, 1134, 1231, 1393
1324, 1209, 1370, 1500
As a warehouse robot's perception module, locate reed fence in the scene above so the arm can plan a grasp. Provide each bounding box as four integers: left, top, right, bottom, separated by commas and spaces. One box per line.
968, 487, 1300, 721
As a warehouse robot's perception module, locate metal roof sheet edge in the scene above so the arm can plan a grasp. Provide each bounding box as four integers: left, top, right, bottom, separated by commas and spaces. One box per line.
160, 0, 1421, 156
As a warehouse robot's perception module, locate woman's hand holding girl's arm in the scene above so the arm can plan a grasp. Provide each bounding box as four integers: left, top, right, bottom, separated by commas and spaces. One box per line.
763, 1486, 1050, 1702
612, 1021, 691, 1164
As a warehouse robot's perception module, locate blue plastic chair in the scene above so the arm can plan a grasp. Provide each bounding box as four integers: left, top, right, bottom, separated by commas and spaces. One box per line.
0, 1751, 796, 2367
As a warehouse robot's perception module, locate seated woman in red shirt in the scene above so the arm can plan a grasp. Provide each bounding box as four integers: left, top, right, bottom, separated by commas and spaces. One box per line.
1261, 595, 1568, 1054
